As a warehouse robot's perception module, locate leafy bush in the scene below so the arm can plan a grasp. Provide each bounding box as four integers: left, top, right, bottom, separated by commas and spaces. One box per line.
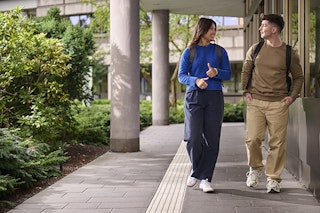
35, 7, 95, 101
0, 8, 75, 149
0, 8, 99, 203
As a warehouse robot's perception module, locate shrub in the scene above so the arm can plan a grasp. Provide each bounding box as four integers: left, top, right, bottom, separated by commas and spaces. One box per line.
35, 7, 95, 102
140, 100, 152, 129
169, 99, 185, 123
169, 98, 245, 123
0, 8, 74, 149
224, 100, 245, 122
69, 98, 244, 146
72, 100, 110, 145
0, 128, 67, 198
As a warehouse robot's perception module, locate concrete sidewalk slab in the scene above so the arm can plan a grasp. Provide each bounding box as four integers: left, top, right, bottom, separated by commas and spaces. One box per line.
182, 123, 320, 213
8, 124, 183, 213
7, 123, 320, 213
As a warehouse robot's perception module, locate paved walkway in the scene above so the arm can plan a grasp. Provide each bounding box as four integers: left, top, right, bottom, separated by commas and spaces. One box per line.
7, 123, 320, 213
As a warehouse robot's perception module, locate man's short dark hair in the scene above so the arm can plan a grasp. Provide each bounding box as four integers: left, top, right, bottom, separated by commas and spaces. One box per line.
260, 13, 284, 32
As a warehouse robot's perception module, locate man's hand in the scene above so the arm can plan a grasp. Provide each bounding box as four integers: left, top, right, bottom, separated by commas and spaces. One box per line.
196, 77, 209, 89
206, 63, 218, 78
281, 96, 293, 105
245, 92, 253, 101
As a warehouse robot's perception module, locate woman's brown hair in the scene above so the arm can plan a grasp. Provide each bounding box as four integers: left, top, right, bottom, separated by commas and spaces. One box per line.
189, 17, 217, 49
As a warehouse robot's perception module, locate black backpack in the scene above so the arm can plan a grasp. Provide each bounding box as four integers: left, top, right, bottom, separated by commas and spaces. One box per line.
246, 41, 292, 93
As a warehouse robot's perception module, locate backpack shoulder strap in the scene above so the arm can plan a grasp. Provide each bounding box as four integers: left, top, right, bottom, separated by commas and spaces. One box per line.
286, 44, 291, 75
189, 47, 196, 65
286, 44, 292, 92
252, 41, 264, 64
245, 41, 264, 90
215, 44, 222, 67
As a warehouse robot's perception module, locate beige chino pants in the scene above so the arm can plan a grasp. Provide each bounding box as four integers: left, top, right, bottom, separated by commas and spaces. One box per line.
245, 98, 289, 182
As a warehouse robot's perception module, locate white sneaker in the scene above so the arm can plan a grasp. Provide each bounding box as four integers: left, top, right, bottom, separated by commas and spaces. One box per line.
246, 168, 262, 187
266, 180, 280, 193
187, 176, 197, 187
199, 179, 214, 193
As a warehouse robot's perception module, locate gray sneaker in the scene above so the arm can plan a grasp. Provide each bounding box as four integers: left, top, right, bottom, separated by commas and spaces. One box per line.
266, 180, 280, 193
246, 168, 262, 187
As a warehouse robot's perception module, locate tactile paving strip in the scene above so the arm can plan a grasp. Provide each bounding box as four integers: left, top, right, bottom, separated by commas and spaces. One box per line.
146, 141, 191, 213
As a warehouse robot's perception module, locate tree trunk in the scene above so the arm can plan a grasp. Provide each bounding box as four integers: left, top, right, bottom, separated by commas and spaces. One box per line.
141, 68, 152, 86
170, 60, 180, 109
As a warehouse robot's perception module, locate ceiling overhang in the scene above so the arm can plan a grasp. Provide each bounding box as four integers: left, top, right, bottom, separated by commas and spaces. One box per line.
140, 0, 245, 17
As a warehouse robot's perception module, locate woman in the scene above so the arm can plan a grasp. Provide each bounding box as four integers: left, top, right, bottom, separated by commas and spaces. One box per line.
178, 17, 231, 193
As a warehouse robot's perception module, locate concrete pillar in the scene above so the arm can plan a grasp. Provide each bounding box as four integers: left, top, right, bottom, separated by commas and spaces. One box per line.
271, 0, 281, 14
315, 7, 320, 97
283, 0, 292, 45
298, 0, 310, 97
253, 14, 260, 42
152, 10, 170, 125
264, 0, 272, 14
109, 0, 140, 152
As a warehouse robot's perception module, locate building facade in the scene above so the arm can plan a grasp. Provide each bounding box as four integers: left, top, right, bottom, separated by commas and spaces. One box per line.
0, 0, 245, 101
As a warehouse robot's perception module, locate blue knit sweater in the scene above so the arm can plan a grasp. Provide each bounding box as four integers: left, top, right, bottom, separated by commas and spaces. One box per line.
178, 43, 232, 91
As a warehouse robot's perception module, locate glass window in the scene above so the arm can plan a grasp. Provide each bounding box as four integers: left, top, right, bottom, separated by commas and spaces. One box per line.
69, 15, 91, 27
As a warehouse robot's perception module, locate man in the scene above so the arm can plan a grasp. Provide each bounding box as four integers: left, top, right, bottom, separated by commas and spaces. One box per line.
241, 14, 304, 193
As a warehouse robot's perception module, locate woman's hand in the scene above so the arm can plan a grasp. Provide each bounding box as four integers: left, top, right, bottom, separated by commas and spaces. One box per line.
196, 77, 209, 89
206, 63, 218, 78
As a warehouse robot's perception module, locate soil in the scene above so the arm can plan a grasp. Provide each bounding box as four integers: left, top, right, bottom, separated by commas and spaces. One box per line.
1, 144, 110, 213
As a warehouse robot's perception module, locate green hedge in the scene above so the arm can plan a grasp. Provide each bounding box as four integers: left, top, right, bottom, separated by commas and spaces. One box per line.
72, 100, 110, 145
223, 99, 245, 122
73, 99, 244, 146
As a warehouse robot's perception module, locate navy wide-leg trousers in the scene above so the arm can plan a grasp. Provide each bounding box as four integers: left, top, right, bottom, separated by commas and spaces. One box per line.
184, 90, 224, 182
